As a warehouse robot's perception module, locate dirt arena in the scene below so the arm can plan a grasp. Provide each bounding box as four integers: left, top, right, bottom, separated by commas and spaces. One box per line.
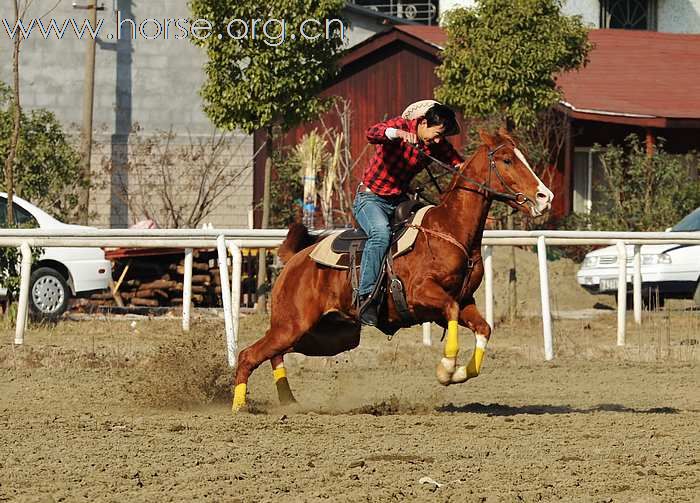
1, 303, 698, 502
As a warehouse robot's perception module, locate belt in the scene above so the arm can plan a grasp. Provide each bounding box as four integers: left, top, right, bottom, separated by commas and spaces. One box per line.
357, 184, 406, 203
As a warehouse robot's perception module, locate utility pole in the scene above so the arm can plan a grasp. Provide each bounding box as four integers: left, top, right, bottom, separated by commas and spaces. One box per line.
75, 2, 102, 224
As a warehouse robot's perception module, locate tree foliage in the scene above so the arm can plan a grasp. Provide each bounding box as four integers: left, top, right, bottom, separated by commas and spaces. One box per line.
436, 0, 592, 128
189, 0, 346, 133
0, 82, 84, 222
269, 149, 303, 227
566, 136, 700, 232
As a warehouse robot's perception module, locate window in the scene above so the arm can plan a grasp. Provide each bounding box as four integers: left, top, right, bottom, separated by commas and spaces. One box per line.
0, 198, 38, 228
600, 0, 657, 30
573, 148, 609, 214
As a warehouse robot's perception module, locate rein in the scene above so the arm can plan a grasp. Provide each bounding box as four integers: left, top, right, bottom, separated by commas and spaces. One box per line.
406, 224, 468, 259
416, 144, 533, 206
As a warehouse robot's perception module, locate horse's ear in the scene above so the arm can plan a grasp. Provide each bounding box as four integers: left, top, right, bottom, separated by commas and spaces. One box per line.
478, 129, 497, 148
497, 126, 516, 145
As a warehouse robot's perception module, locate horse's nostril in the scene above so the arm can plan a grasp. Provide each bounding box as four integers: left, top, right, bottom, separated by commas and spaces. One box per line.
537, 192, 549, 201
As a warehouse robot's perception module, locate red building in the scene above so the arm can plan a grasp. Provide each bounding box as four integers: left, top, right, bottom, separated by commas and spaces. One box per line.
253, 27, 700, 225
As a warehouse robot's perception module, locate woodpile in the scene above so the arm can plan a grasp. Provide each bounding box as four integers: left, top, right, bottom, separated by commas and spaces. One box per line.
86, 249, 230, 310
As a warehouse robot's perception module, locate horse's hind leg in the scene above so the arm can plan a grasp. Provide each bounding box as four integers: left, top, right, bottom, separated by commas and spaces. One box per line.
232, 328, 291, 412
233, 312, 319, 412
270, 354, 296, 405
450, 301, 491, 384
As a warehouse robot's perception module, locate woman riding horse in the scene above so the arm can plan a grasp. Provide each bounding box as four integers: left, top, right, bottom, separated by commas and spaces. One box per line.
232, 128, 554, 412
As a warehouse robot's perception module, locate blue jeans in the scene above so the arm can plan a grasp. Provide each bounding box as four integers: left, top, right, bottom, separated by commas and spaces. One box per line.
352, 191, 402, 296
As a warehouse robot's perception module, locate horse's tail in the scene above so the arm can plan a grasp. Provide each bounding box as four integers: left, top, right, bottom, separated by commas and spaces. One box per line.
278, 223, 318, 264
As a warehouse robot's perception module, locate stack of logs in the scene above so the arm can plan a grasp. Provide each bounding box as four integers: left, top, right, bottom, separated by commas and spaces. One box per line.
87, 250, 224, 309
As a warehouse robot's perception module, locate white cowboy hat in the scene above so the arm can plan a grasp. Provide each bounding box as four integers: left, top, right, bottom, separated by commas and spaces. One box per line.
401, 100, 461, 137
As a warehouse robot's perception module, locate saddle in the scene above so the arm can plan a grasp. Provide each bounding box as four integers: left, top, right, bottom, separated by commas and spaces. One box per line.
309, 201, 434, 326
330, 199, 426, 255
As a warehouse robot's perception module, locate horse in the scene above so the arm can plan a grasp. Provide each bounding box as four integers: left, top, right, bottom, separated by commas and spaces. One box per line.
232, 129, 554, 412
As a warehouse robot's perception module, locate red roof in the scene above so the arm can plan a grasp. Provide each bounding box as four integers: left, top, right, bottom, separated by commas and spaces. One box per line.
557, 30, 700, 121
376, 26, 700, 124
394, 25, 448, 48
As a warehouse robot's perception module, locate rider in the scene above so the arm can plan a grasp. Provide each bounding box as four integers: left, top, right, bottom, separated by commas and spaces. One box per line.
353, 101, 464, 326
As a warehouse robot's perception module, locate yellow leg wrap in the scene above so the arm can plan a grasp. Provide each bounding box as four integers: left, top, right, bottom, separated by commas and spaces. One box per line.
273, 367, 287, 383
444, 320, 459, 358
232, 383, 247, 412
466, 347, 485, 378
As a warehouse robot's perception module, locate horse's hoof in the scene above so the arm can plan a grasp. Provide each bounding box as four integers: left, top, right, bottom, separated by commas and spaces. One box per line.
451, 365, 468, 383
436, 358, 456, 386
232, 383, 247, 414
276, 378, 297, 406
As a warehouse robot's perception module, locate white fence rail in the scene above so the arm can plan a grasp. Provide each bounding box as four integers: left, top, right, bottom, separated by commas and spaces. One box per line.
3, 228, 699, 366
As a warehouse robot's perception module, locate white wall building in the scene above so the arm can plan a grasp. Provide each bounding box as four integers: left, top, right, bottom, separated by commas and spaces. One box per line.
438, 0, 700, 33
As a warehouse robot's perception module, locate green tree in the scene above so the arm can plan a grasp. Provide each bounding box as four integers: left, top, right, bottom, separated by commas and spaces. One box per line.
436, 0, 591, 128
0, 82, 81, 309
188, 0, 346, 135
269, 149, 303, 227
189, 0, 346, 312
0, 83, 85, 222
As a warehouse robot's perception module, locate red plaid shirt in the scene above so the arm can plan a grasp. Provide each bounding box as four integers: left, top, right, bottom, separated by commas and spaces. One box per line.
362, 117, 463, 197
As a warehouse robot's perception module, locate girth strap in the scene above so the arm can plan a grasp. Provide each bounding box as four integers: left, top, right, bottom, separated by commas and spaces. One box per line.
458, 253, 483, 301
386, 251, 413, 323
349, 242, 362, 308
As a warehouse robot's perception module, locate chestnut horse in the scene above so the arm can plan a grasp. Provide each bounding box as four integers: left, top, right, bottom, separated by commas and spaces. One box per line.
232, 129, 554, 412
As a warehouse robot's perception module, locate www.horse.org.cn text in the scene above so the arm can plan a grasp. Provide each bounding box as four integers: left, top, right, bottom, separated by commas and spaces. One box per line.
1, 13, 347, 46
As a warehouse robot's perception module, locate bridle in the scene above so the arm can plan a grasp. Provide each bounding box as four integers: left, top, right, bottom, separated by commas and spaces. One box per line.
416, 143, 534, 207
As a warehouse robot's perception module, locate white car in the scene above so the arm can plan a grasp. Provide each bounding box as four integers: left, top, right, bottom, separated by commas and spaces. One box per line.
577, 207, 700, 307
1, 193, 111, 319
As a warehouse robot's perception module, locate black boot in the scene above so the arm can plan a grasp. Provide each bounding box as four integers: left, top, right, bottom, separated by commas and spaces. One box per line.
359, 294, 379, 326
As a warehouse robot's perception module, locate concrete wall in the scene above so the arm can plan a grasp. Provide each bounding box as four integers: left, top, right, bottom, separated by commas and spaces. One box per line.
439, 0, 700, 32
561, 0, 600, 27
343, 10, 391, 48
0, 0, 253, 228
658, 0, 700, 33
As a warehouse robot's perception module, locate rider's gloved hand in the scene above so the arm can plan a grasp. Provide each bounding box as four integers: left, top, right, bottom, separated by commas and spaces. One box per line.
386, 128, 417, 144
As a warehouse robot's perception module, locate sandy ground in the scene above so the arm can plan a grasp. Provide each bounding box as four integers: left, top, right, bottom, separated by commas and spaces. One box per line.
1, 306, 698, 502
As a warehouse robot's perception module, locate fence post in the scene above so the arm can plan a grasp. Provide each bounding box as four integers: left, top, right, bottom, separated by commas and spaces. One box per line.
616, 241, 627, 346
483, 245, 494, 330
216, 235, 235, 367
182, 248, 193, 332
536, 236, 554, 361
633, 244, 642, 325
422, 322, 432, 346
228, 243, 242, 369
14, 242, 32, 345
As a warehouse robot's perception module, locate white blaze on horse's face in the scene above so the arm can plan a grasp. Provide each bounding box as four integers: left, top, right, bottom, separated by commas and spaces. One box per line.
513, 148, 554, 217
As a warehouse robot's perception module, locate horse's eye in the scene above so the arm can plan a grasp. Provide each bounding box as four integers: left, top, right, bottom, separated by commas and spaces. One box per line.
502, 158, 512, 166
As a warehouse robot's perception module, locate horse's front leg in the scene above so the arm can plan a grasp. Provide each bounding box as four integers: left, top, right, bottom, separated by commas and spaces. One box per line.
413, 280, 461, 385
450, 301, 491, 384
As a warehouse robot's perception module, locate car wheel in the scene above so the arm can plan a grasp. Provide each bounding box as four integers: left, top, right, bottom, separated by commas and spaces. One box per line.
29, 267, 70, 320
